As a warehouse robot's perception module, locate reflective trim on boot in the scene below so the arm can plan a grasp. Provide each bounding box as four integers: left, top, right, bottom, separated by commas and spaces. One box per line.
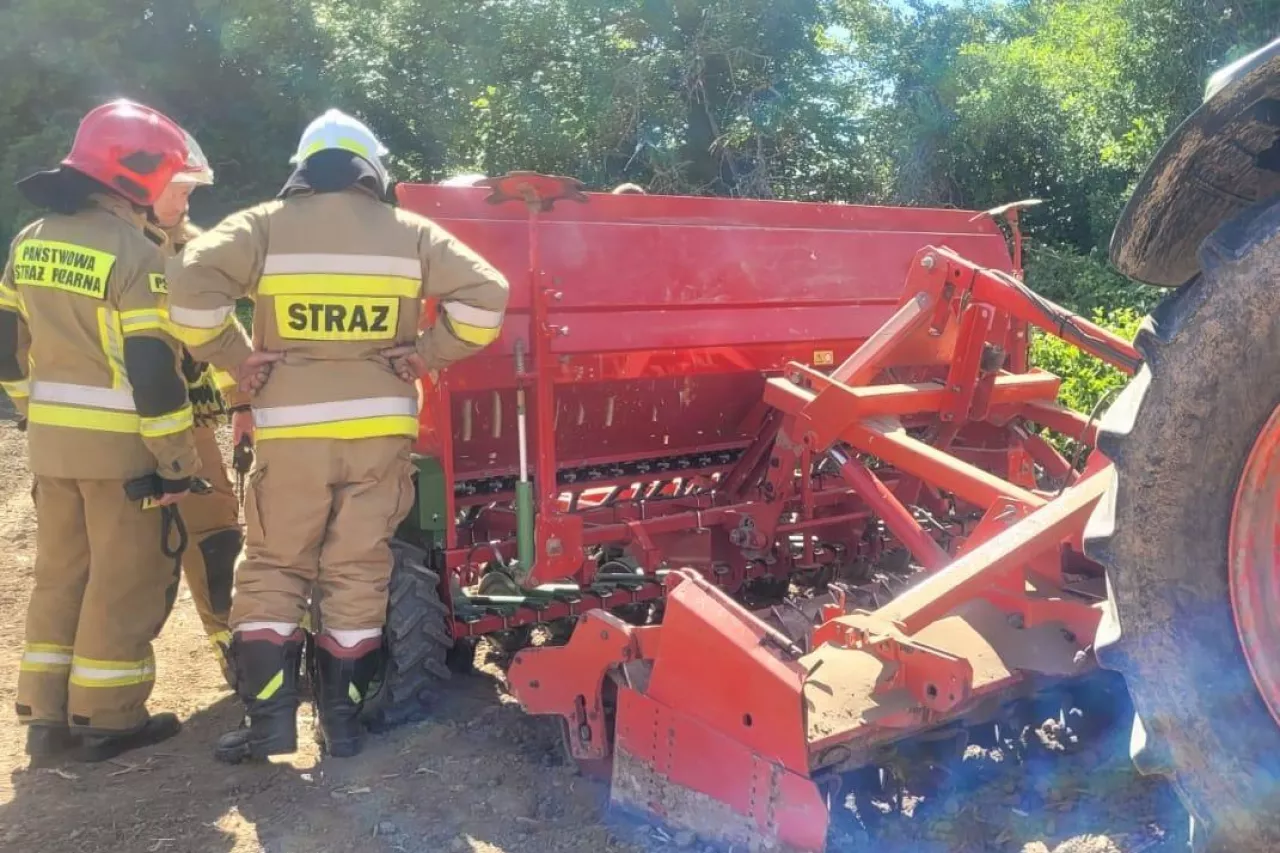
313, 634, 382, 759
214, 630, 303, 764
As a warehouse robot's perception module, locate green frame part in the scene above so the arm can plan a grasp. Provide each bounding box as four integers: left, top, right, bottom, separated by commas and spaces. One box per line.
411, 454, 450, 539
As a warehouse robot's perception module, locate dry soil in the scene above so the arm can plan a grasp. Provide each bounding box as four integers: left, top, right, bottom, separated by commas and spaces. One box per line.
0, 416, 1191, 853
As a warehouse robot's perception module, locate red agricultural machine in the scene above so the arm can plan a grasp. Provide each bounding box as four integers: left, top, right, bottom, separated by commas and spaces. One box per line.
378, 39, 1280, 853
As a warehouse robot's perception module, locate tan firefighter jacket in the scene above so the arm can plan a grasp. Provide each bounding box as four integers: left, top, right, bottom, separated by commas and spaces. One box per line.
161, 219, 247, 427
0, 193, 199, 480
166, 185, 509, 442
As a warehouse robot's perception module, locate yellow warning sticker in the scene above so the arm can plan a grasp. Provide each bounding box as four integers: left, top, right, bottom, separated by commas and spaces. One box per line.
12, 240, 115, 300
813, 350, 835, 367
148, 273, 168, 294
275, 295, 400, 342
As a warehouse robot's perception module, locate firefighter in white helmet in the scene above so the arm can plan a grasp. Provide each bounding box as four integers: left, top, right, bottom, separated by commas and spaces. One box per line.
151, 130, 249, 686
167, 109, 509, 762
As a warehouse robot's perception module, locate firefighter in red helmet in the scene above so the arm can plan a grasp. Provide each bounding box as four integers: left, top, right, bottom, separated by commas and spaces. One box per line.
0, 100, 211, 766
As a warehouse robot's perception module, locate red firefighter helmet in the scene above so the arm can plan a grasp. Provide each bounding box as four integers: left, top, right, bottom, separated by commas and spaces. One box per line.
60, 100, 189, 206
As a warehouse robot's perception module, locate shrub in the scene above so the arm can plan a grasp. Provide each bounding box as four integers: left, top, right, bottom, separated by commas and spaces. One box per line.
1030, 305, 1142, 458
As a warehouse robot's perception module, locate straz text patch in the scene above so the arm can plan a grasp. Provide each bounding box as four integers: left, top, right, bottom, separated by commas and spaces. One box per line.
275, 295, 400, 341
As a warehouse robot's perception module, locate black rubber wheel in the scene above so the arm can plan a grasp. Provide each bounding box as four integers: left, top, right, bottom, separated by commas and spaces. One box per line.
360, 539, 453, 731
1084, 197, 1280, 851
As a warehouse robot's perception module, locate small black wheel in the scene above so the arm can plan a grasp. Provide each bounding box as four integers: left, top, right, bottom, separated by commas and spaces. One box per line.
360, 539, 453, 731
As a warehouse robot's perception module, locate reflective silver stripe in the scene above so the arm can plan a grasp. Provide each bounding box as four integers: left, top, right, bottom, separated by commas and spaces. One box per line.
237, 622, 298, 635
325, 627, 383, 646
253, 396, 417, 428
23, 651, 72, 665
169, 304, 234, 329
262, 253, 421, 278
443, 301, 503, 328
31, 381, 136, 411
71, 662, 155, 681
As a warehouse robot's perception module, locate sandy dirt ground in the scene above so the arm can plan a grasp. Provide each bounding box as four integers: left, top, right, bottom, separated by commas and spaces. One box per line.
0, 416, 1192, 853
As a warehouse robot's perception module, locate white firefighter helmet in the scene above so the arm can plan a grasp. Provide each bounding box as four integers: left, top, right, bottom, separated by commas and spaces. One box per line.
171, 129, 214, 185
291, 108, 390, 189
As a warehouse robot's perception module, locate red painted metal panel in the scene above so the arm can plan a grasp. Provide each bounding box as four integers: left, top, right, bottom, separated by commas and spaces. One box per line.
612, 690, 829, 853
397, 184, 1016, 480
642, 572, 810, 776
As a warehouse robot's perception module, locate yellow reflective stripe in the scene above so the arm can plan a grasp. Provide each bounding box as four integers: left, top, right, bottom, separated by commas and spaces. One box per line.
120, 307, 170, 334
2, 379, 30, 399
300, 137, 371, 161
28, 402, 140, 433
211, 370, 237, 393
140, 404, 194, 438
73, 655, 152, 669
257, 671, 284, 700
258, 274, 419, 298
445, 316, 502, 346
209, 631, 232, 664
69, 655, 155, 688
256, 415, 419, 441
170, 319, 229, 347
348, 683, 362, 703
27, 643, 73, 654
97, 308, 127, 390
0, 284, 18, 309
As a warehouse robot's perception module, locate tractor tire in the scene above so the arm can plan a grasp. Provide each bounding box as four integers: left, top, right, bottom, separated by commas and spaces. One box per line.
1084, 196, 1280, 851
360, 539, 453, 732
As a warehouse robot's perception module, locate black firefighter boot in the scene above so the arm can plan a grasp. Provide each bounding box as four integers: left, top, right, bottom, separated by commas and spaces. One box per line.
75, 714, 182, 764
25, 723, 80, 769
312, 634, 382, 758
214, 629, 304, 764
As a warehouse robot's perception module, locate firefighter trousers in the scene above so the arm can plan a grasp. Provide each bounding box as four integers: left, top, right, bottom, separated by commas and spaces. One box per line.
17, 477, 178, 733
231, 436, 414, 632
181, 425, 241, 650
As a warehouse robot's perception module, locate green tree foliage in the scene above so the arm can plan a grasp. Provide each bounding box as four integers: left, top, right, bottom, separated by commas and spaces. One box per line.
0, 0, 342, 240
0, 0, 1275, 416
1030, 307, 1142, 455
